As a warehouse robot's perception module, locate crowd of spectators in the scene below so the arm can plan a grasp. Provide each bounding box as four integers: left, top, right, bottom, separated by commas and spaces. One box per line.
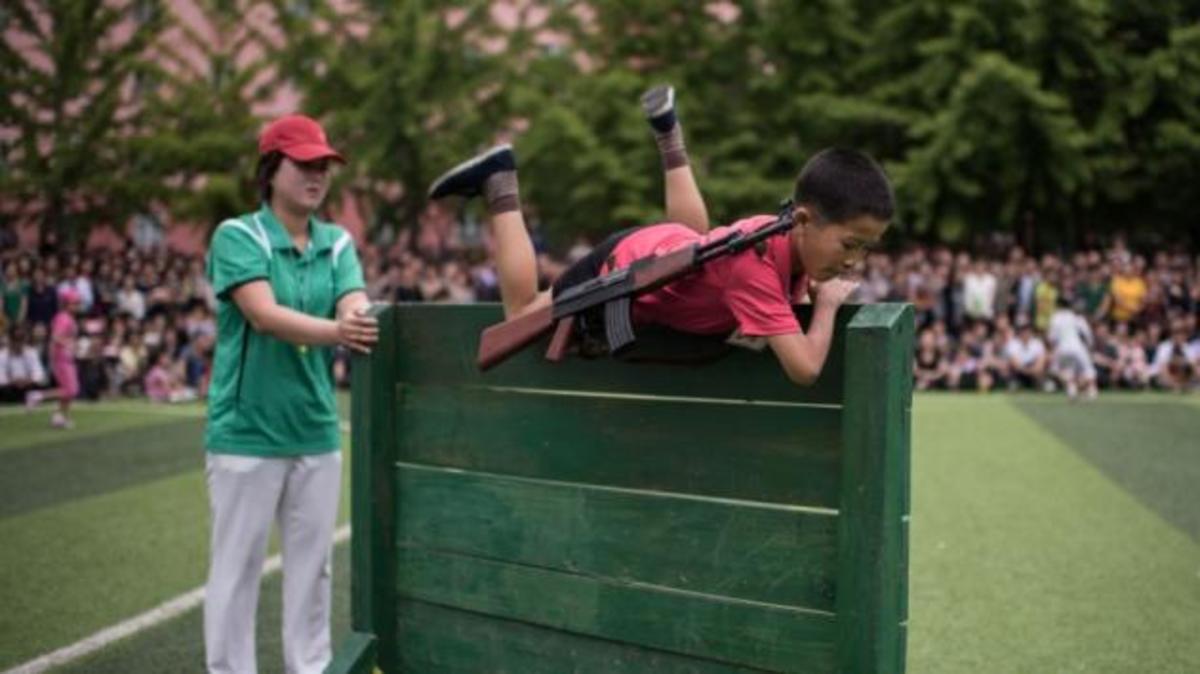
855, 241, 1200, 394
3, 225, 1199, 411
1, 235, 216, 406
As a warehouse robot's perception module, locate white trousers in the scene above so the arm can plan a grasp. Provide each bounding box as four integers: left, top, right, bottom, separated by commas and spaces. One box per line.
204, 451, 341, 674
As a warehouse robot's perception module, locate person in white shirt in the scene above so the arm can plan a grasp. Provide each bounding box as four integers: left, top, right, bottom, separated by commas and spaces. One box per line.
1151, 319, 1198, 392
962, 260, 997, 320
115, 275, 146, 320
1004, 322, 1047, 390
1046, 298, 1098, 399
0, 328, 48, 403
57, 265, 95, 314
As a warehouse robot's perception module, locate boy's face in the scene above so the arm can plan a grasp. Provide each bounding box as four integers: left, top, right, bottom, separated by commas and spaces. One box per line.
791, 206, 888, 281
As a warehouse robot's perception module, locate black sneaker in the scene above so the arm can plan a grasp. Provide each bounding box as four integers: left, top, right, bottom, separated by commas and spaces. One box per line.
641, 85, 676, 133
427, 144, 516, 200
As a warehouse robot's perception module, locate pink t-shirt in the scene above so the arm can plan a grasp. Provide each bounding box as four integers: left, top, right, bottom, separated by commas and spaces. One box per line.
605, 215, 805, 337
144, 366, 170, 402
50, 311, 77, 368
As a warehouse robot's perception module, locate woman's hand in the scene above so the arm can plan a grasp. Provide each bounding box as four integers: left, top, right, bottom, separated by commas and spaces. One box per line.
337, 307, 378, 354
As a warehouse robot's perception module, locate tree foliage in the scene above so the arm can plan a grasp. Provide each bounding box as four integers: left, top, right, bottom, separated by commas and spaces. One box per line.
274, 0, 518, 230
134, 0, 292, 228
1, 0, 167, 239
4, 0, 1200, 249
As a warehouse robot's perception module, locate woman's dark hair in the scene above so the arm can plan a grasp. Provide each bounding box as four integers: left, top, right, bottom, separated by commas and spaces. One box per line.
792, 148, 894, 223
256, 150, 286, 204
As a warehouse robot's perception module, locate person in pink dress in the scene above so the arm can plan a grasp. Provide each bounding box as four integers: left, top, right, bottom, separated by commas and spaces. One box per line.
47, 287, 81, 428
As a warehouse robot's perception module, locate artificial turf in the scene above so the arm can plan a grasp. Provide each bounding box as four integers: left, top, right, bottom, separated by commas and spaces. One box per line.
0, 394, 1197, 673
0, 404, 352, 671
908, 394, 1200, 673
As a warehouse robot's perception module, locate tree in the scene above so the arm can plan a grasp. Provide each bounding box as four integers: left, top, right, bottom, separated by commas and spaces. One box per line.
130, 0, 295, 230
1, 0, 167, 239
274, 0, 520, 234
896, 53, 1090, 243
509, 0, 898, 241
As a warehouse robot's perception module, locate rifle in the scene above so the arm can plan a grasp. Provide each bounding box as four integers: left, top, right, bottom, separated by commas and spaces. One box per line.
476, 200, 797, 371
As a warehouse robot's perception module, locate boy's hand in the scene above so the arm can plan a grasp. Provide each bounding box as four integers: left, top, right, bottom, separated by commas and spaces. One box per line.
811, 278, 859, 308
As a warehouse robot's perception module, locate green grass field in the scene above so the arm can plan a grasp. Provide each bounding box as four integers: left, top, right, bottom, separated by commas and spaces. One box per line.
1, 393, 1198, 673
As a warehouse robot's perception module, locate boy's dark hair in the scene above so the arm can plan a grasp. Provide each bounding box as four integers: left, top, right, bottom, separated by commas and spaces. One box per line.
793, 148, 894, 223
256, 150, 286, 203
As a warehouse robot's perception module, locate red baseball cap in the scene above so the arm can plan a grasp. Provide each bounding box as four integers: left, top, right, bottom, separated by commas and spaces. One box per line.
258, 114, 345, 163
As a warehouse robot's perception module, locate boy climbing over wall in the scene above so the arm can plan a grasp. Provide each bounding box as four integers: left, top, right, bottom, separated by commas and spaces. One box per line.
428, 85, 895, 385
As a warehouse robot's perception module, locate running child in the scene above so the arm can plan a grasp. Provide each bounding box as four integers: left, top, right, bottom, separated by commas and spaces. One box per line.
26, 287, 81, 427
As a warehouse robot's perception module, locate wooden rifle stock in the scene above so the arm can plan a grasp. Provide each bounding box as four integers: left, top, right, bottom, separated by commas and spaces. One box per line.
476, 305, 555, 371
544, 315, 576, 362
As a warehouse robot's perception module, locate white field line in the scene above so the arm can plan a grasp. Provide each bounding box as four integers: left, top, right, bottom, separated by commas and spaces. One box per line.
0, 403, 204, 419
1, 403, 352, 434
3, 524, 352, 674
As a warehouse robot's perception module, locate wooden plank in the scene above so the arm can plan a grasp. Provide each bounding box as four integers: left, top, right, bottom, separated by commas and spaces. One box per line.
395, 599, 776, 673
348, 304, 400, 673
392, 303, 857, 405
395, 463, 839, 611
395, 547, 837, 672
394, 384, 842, 507
324, 631, 377, 674
835, 303, 913, 674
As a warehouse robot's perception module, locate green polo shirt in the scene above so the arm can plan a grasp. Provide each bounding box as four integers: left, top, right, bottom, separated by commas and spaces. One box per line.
204, 205, 365, 456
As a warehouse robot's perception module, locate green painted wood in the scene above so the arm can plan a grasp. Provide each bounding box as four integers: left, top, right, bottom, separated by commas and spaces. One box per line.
339, 302, 912, 673
394, 547, 837, 672
394, 463, 839, 610
323, 631, 376, 674
349, 304, 400, 673
392, 304, 853, 405
395, 599, 773, 673
395, 384, 842, 507
835, 304, 913, 674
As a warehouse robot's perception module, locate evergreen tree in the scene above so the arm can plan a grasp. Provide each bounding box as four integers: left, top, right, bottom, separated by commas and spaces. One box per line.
274, 0, 518, 233
132, 0, 292, 229
1, 0, 167, 240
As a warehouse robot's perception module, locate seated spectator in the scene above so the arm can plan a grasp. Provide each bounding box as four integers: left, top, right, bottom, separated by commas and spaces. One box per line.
25, 268, 57, 327
1005, 322, 1048, 390
115, 275, 146, 320
1113, 324, 1151, 389
1075, 265, 1110, 321
0, 327, 47, 403
441, 261, 476, 303
962, 260, 997, 321
179, 332, 213, 394
1152, 320, 1198, 392
914, 328, 948, 391
951, 321, 992, 392
117, 331, 149, 395
1142, 323, 1164, 380
3, 261, 29, 327
102, 320, 125, 397
1033, 268, 1059, 333
394, 261, 424, 302
417, 264, 445, 301
143, 350, 196, 403
1109, 259, 1147, 324
1090, 322, 1121, 389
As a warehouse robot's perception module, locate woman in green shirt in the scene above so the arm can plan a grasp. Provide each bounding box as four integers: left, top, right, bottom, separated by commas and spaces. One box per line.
203, 114, 377, 674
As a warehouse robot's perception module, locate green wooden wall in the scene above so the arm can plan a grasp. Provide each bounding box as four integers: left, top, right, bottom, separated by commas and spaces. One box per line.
339, 302, 912, 674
